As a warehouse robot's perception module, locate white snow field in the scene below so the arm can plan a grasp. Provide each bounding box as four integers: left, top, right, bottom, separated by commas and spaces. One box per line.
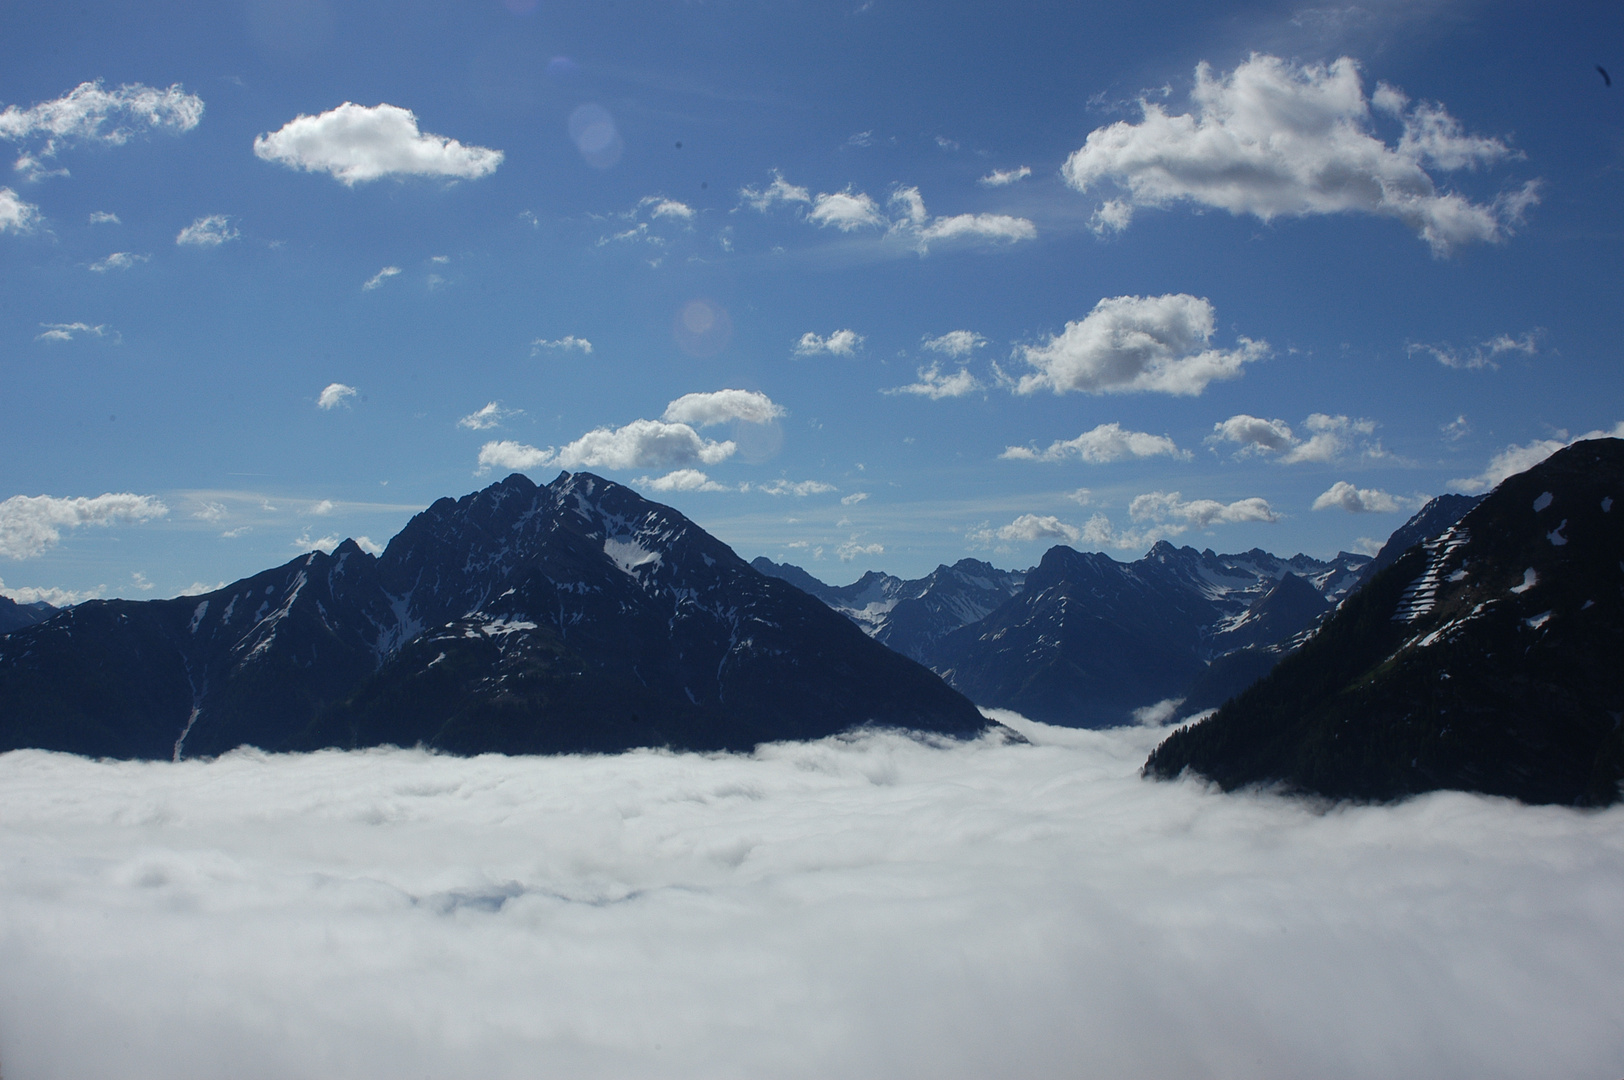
1, 713, 1620, 1079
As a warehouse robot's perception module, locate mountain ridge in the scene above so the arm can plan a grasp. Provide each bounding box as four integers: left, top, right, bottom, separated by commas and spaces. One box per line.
0, 472, 988, 759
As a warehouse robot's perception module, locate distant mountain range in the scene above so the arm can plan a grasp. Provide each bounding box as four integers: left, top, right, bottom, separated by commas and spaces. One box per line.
1144, 438, 1624, 806
750, 556, 1025, 665
0, 595, 54, 636
0, 472, 986, 760
759, 541, 1376, 727
4, 446, 1587, 804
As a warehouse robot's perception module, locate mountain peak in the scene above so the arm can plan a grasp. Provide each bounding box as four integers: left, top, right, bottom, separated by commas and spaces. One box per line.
0, 473, 987, 759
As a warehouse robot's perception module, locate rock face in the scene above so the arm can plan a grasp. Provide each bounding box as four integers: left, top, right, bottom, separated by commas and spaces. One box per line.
1144, 438, 1624, 806
1355, 493, 1483, 584
0, 473, 988, 760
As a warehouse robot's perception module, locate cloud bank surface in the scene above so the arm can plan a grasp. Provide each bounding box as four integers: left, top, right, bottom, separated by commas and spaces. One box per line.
1, 720, 1619, 1080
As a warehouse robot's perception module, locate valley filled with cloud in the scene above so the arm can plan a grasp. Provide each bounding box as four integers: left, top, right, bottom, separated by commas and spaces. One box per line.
2, 717, 1619, 1079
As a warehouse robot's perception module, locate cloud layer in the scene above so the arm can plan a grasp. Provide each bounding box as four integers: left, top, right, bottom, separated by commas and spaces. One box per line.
1064, 54, 1538, 254
1016, 294, 1265, 396
1, 722, 1618, 1080
253, 102, 503, 185
0, 492, 168, 560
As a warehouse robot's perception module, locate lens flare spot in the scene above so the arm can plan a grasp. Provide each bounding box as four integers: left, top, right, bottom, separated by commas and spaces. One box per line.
568, 103, 623, 168
674, 300, 733, 357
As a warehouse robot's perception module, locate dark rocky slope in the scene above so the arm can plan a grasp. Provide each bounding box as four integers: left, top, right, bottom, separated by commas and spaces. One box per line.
1145, 438, 1624, 806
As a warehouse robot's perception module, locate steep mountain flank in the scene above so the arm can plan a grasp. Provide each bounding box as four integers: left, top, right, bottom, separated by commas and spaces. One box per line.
1145, 438, 1624, 806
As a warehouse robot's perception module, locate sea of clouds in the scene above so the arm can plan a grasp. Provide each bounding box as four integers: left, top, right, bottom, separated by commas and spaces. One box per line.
1, 713, 1620, 1079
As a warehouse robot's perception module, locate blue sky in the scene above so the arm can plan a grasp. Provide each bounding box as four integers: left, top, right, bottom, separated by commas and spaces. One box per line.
2, 0, 1621, 602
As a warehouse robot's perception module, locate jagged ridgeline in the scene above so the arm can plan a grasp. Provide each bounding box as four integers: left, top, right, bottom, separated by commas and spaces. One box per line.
0, 473, 988, 759
1145, 438, 1624, 806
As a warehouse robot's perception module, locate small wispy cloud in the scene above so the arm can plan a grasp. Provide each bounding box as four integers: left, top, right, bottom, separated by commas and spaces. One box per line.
458, 402, 522, 431
531, 336, 593, 356
978, 166, 1031, 186
794, 330, 863, 357
317, 383, 357, 410
35, 322, 118, 343
363, 266, 401, 291
176, 214, 238, 247
89, 251, 147, 272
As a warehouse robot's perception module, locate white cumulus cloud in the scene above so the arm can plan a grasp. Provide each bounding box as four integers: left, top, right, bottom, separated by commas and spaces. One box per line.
885, 364, 982, 400
918, 212, 1036, 247
253, 102, 503, 186
1312, 481, 1408, 513
836, 539, 884, 560
738, 170, 812, 212
809, 189, 885, 231
637, 469, 730, 493
661, 389, 785, 428
1130, 490, 1278, 528
1016, 294, 1265, 397
0, 578, 103, 606
0, 187, 42, 233
1001, 422, 1189, 464
971, 513, 1084, 546
317, 383, 357, 410
888, 186, 1036, 253
749, 177, 1035, 254
479, 420, 735, 475
1063, 54, 1539, 256
176, 214, 237, 247
794, 330, 863, 357
1210, 414, 1297, 453
1280, 414, 1378, 464
0, 492, 168, 560
1210, 412, 1378, 464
